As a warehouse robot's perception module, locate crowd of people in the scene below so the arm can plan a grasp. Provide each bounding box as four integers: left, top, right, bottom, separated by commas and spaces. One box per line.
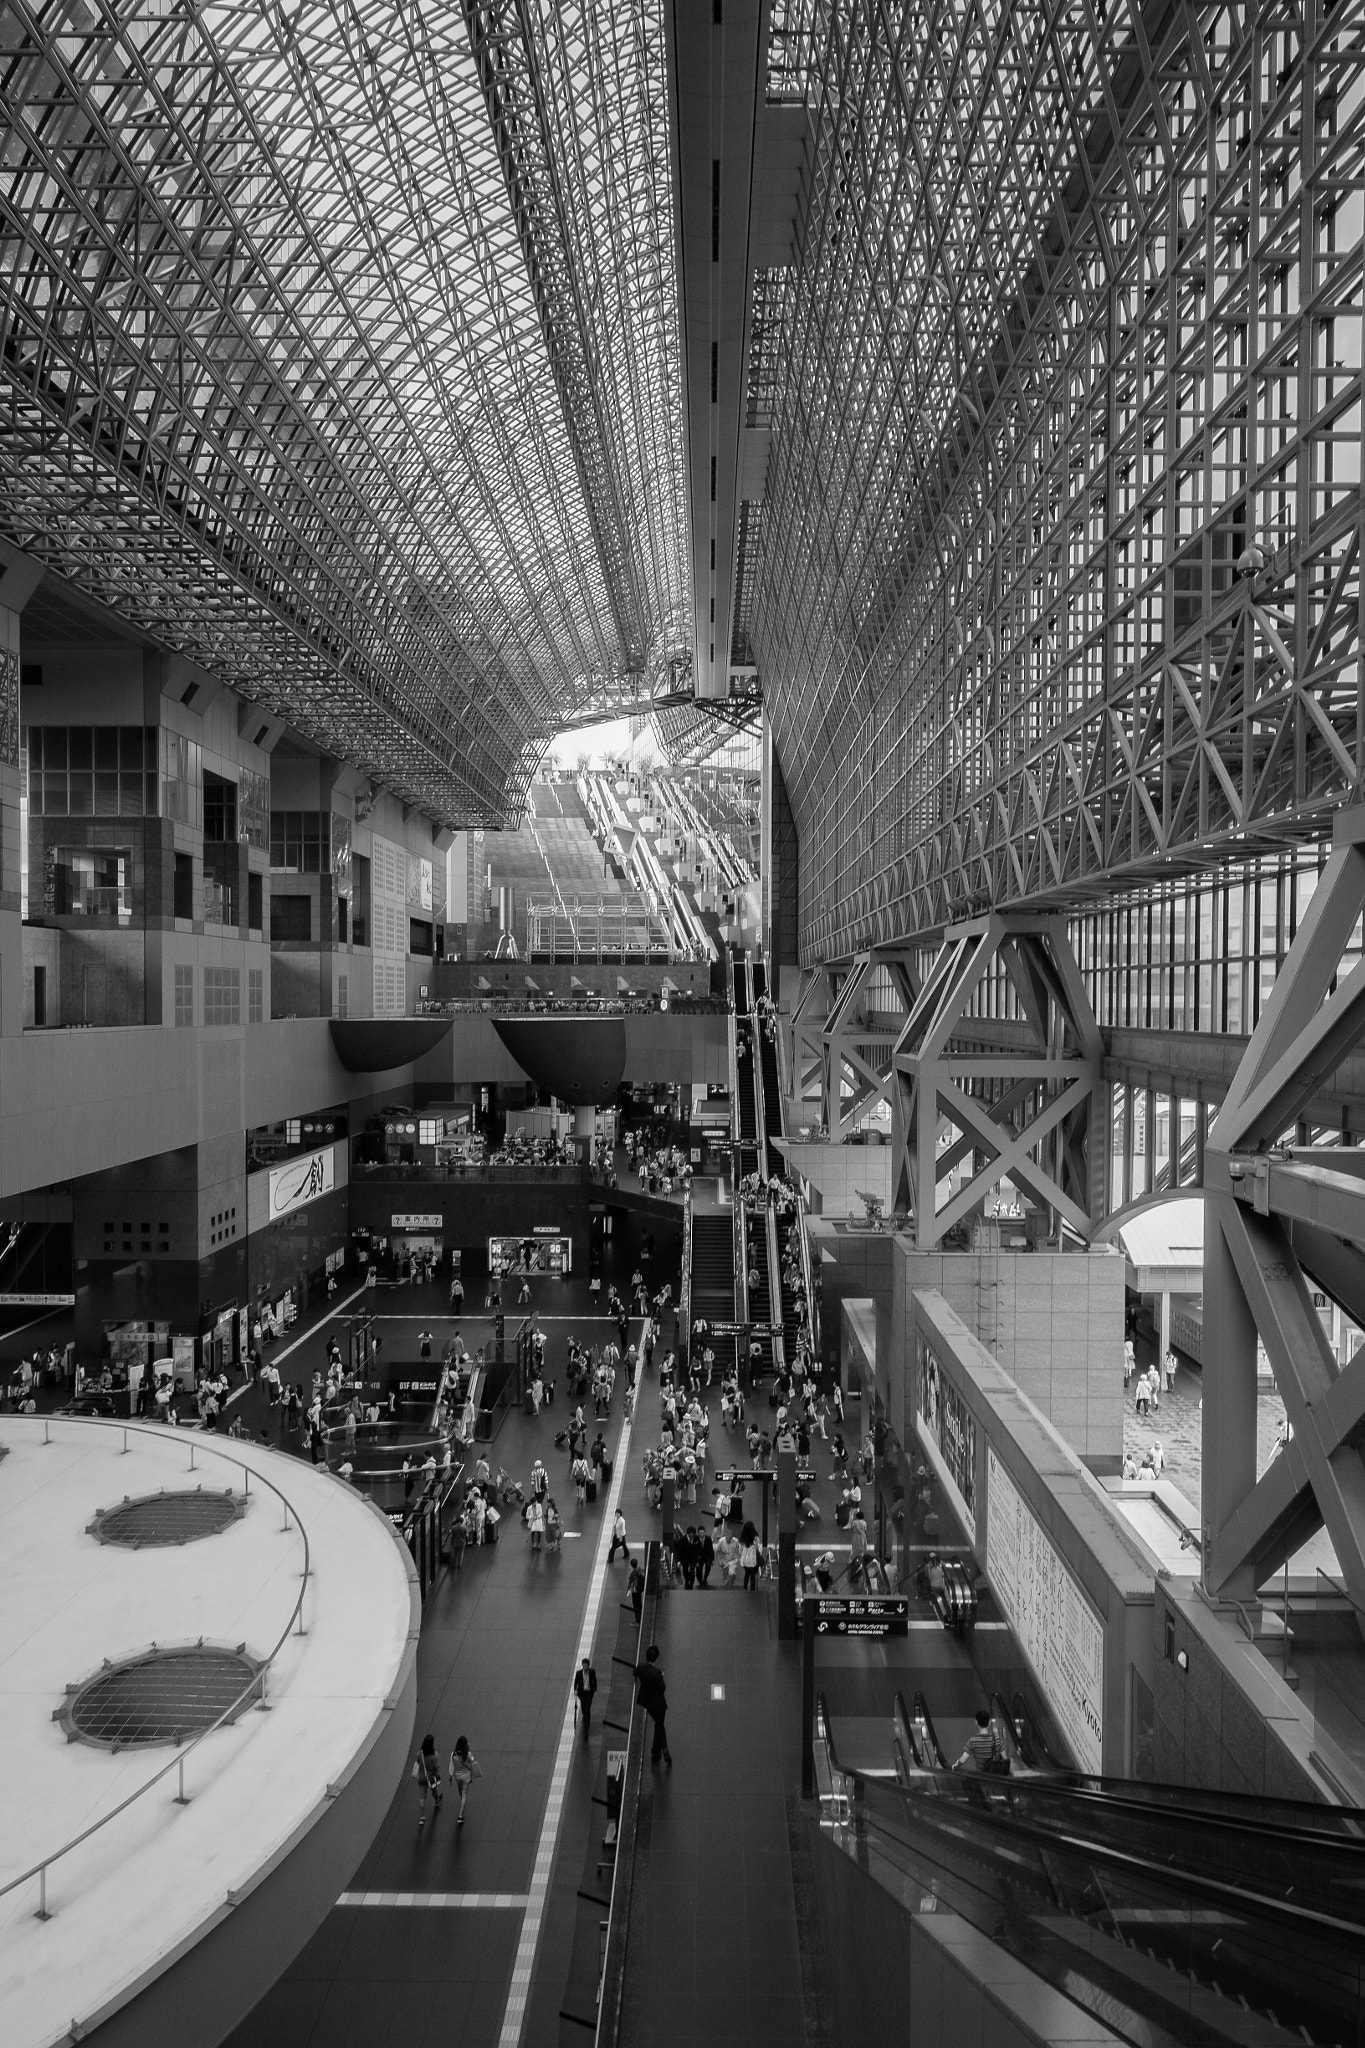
622, 1125, 693, 1198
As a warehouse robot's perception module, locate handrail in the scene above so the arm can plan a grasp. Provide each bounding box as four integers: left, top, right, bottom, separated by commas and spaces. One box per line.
0, 1415, 314, 1921
859, 1775, 1365, 1945
594, 1539, 658, 2048
679, 1183, 693, 1365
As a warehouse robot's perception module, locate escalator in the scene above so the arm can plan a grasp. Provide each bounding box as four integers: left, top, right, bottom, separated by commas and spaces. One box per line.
816, 1696, 1365, 2048
741, 1204, 775, 1377
689, 1209, 737, 1377
0, 1219, 71, 1311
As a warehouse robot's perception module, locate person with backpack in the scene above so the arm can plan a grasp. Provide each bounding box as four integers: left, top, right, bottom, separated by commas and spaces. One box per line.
955, 1707, 1007, 1775
447, 1736, 481, 1823
413, 1733, 443, 1825
572, 1657, 598, 1744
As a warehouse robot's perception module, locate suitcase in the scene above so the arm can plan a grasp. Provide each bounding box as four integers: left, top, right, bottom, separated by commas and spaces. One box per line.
586, 1478, 598, 1503
601, 1457, 613, 1485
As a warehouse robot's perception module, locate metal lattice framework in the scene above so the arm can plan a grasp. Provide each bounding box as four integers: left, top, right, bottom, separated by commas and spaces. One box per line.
752, 0, 1364, 961
0, 0, 689, 825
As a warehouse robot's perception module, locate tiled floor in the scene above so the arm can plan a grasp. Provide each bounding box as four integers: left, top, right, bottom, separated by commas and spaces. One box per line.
224, 1201, 681, 2048
618, 1588, 811, 2048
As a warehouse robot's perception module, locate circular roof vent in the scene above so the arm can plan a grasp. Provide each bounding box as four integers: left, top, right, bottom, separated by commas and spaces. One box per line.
86, 1487, 247, 1548
56, 1643, 262, 1751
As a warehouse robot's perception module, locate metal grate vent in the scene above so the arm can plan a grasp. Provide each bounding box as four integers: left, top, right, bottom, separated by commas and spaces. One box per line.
56, 1644, 261, 1751
87, 1487, 247, 1548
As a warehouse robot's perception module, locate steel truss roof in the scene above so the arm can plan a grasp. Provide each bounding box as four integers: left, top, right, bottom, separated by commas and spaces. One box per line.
0, 0, 689, 825
752, 0, 1365, 962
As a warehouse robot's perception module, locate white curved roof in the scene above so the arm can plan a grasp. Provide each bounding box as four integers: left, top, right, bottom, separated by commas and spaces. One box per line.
0, 1418, 415, 2048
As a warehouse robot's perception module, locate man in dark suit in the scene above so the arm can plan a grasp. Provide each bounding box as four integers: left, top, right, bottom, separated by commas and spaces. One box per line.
572, 1658, 598, 1744
633, 1644, 671, 1764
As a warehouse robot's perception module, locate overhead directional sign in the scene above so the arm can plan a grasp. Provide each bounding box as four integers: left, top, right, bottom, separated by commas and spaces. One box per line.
810, 1595, 908, 1638
728, 1469, 816, 1484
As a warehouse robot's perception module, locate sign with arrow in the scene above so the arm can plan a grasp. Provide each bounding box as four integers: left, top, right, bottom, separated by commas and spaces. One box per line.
811, 1595, 908, 1638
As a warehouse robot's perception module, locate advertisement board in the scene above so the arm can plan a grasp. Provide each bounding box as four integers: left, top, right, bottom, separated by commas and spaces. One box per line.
915, 1332, 978, 1541
268, 1145, 336, 1220
985, 1446, 1105, 1775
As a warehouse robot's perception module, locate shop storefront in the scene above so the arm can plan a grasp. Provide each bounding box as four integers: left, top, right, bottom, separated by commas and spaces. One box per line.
489, 1227, 571, 1278
390, 1211, 444, 1281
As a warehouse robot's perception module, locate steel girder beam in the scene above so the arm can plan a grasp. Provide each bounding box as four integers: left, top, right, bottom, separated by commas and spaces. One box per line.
788, 964, 831, 1111
749, 1, 1363, 963
819, 945, 919, 1142
1204, 822, 1365, 1620
889, 914, 1103, 1248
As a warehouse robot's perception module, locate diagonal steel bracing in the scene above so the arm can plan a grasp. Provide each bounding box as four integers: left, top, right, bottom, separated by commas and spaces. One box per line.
1205, 817, 1365, 1623
819, 946, 919, 1141
889, 913, 1103, 1248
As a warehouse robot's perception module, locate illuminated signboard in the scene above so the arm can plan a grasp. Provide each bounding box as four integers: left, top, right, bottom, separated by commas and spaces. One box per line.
268, 1145, 335, 1220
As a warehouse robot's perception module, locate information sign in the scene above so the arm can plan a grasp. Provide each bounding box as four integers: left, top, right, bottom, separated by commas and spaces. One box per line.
729, 1469, 815, 1484
809, 1595, 908, 1638
391, 1212, 443, 1230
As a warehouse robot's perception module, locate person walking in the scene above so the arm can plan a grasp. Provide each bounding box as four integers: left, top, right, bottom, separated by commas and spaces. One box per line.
447, 1736, 481, 1823
633, 1643, 671, 1764
626, 1557, 644, 1621
413, 1734, 443, 1825
607, 1506, 630, 1565
848, 1510, 869, 1584
528, 1496, 545, 1554
740, 1525, 762, 1591
697, 1527, 715, 1587
573, 1657, 598, 1744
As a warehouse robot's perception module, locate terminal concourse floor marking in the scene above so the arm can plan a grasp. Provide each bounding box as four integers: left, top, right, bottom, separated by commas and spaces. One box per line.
224, 1280, 371, 1411
337, 1891, 528, 1909
495, 1350, 640, 2048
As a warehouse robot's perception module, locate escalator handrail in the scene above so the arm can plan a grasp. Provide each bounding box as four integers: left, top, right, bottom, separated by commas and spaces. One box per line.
912, 1689, 949, 1770
1005, 1774, 1365, 1856
856, 1774, 1365, 1945
892, 1690, 927, 1772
